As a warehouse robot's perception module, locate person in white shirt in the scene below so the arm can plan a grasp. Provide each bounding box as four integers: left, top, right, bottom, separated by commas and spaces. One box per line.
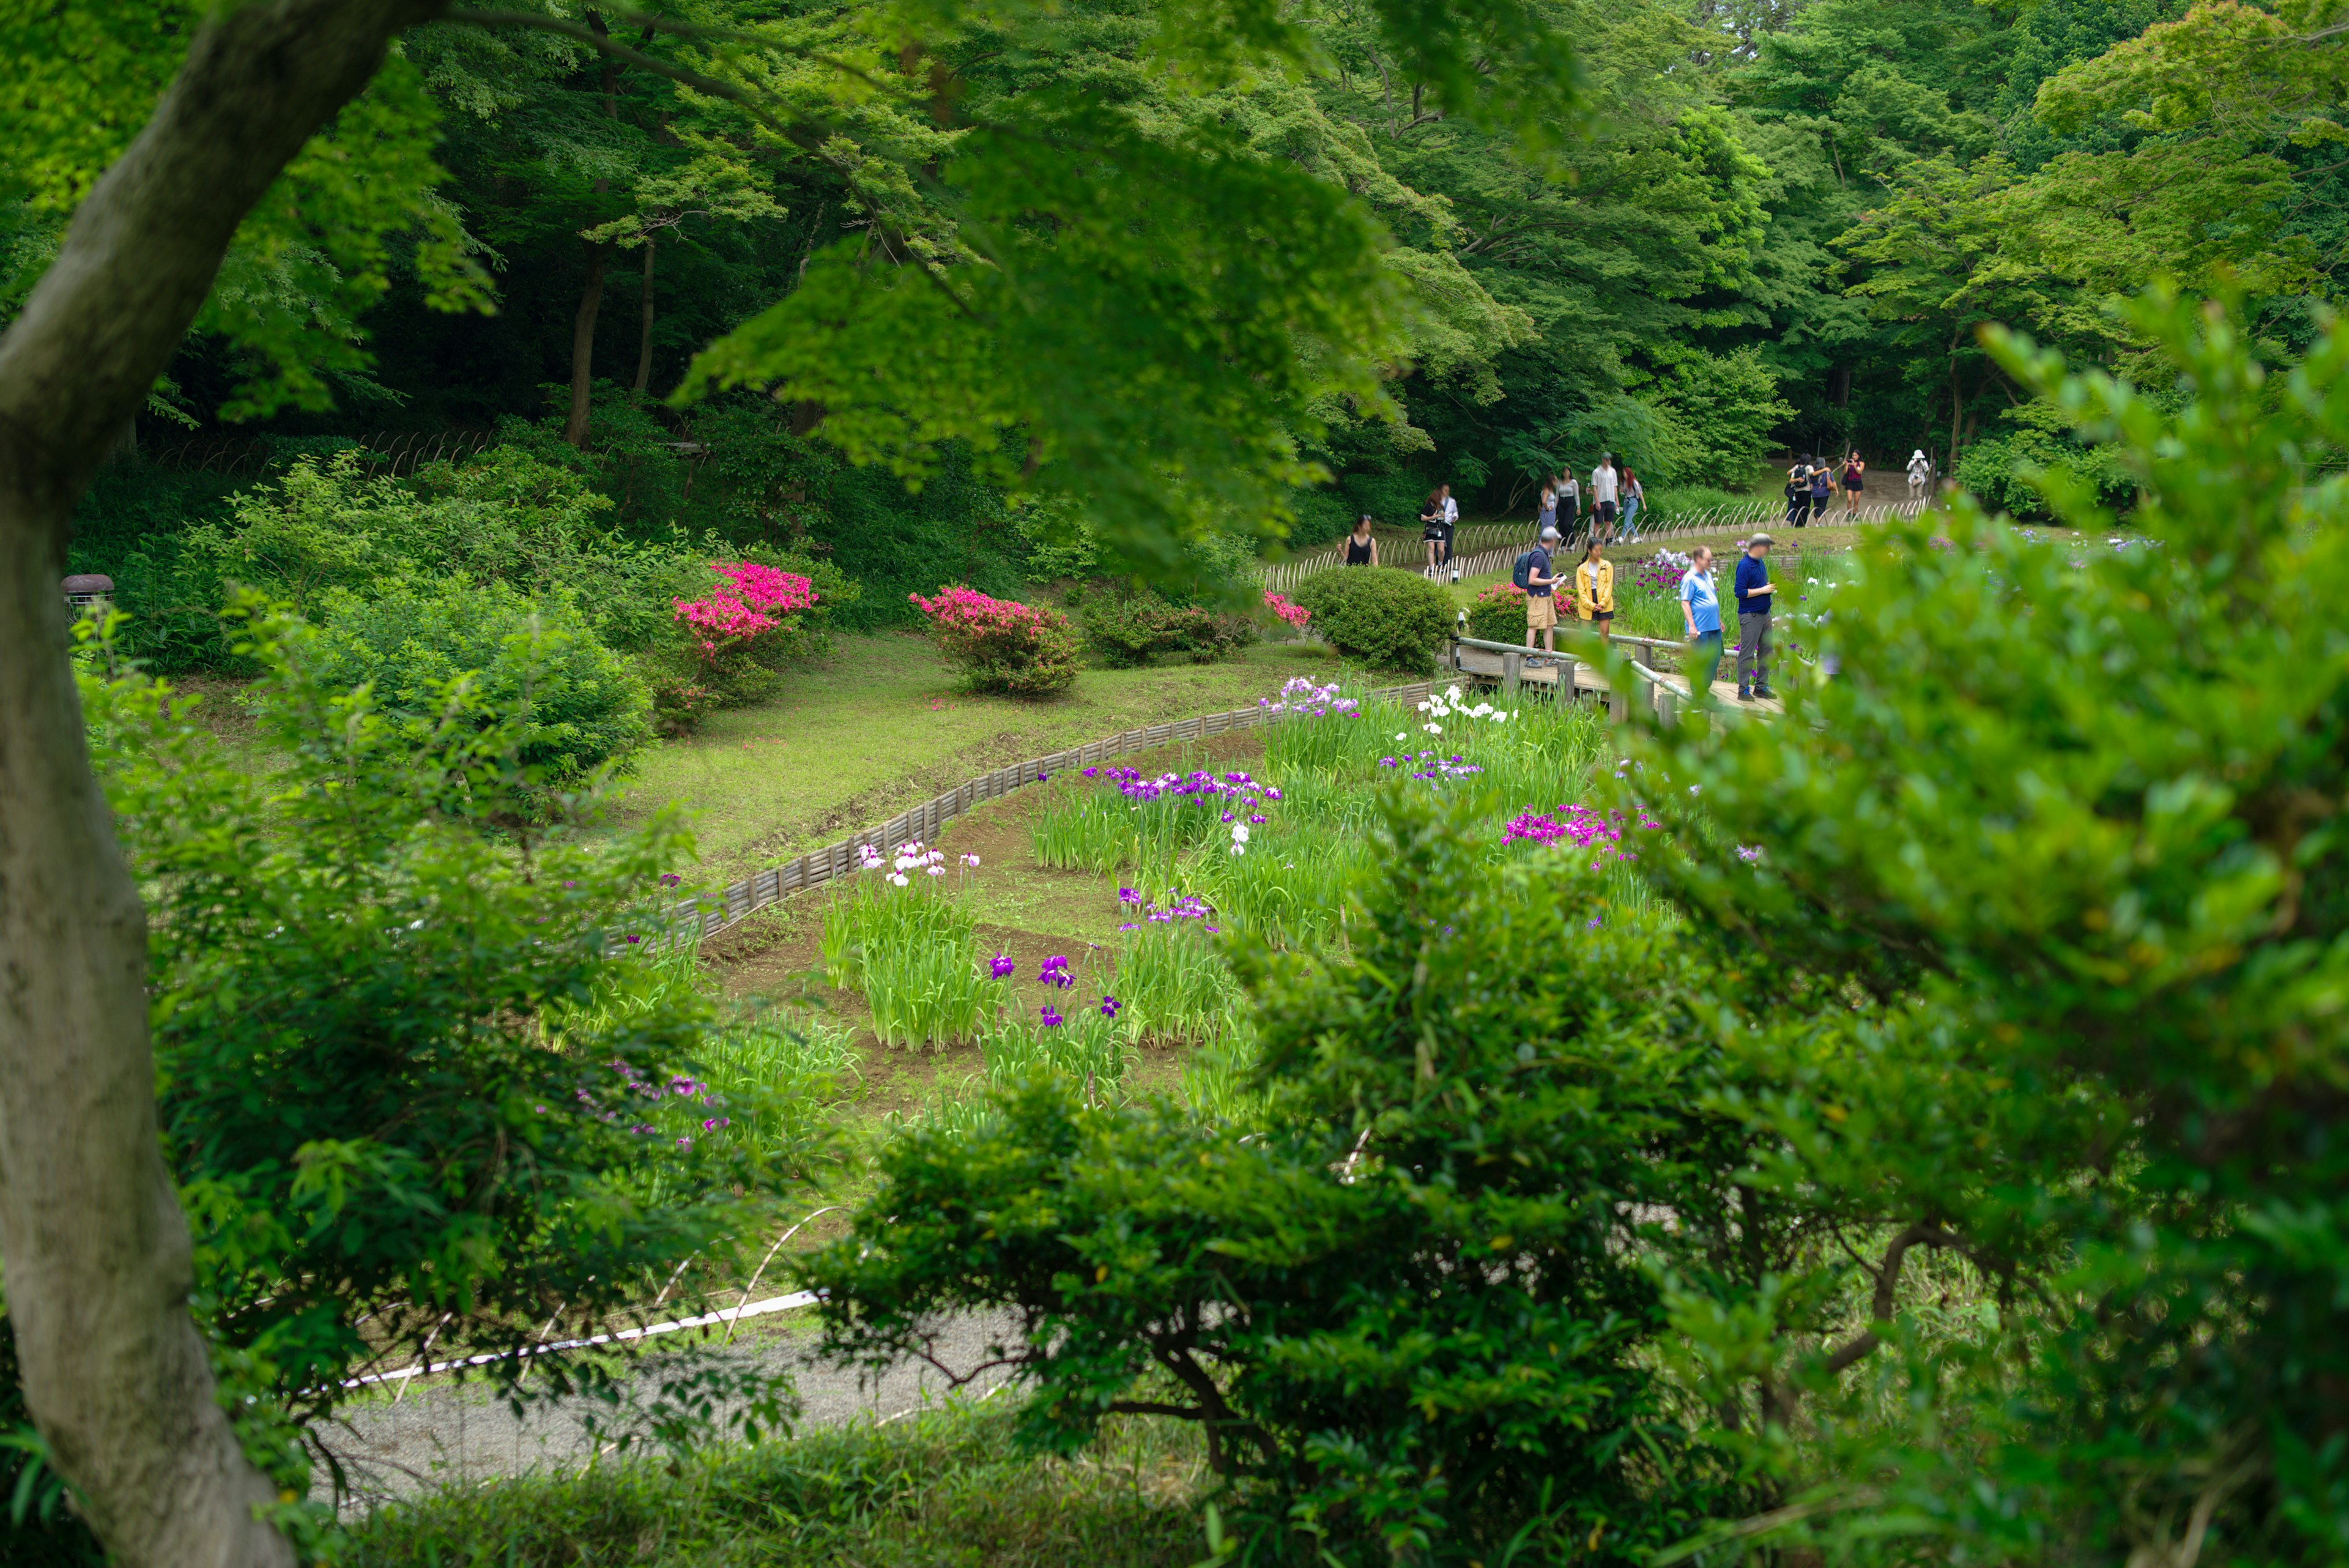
1589, 456, 1620, 543
1906, 449, 1932, 502
1439, 486, 1460, 581
1556, 470, 1581, 540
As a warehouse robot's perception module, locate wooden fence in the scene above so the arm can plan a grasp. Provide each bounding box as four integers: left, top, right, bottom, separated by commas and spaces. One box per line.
659, 677, 1444, 940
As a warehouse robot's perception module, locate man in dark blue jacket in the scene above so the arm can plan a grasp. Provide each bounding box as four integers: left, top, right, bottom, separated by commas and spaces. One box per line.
1733, 533, 1776, 702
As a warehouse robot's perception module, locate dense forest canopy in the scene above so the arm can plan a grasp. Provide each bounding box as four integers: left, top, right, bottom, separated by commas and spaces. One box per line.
10, 0, 2348, 562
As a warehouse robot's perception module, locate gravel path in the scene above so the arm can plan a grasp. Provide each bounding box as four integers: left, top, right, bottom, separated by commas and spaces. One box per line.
319, 1306, 1017, 1506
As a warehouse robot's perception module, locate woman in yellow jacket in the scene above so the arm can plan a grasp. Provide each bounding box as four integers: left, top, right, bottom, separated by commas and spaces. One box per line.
1574, 540, 1615, 641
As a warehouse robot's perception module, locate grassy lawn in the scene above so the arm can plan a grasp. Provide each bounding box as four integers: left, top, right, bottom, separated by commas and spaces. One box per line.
609, 634, 1340, 889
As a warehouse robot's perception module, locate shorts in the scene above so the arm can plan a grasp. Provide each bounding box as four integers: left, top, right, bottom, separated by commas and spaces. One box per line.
1596, 501, 1619, 522
1584, 609, 1614, 623
1423, 527, 1446, 543
1526, 595, 1558, 630
1844, 477, 1864, 492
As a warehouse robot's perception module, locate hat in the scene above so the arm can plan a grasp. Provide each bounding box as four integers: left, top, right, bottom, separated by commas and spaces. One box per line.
1912, 449, 1926, 461
1538, 526, 1560, 541
1746, 532, 1774, 548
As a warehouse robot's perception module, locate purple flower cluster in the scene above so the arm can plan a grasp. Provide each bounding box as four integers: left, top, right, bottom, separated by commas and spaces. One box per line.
989, 952, 1019, 978
1039, 955, 1075, 989
1257, 677, 1360, 718
1501, 804, 1661, 868
1116, 891, 1218, 934
1040, 1004, 1065, 1028
1100, 766, 1281, 812
1378, 751, 1485, 782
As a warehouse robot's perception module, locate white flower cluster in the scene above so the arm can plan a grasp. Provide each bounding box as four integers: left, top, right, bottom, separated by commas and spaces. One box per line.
856, 839, 976, 886
1229, 820, 1250, 857
1411, 684, 1514, 737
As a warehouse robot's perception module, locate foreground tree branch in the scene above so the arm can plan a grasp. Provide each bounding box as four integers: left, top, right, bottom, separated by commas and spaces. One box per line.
0, 4, 443, 1561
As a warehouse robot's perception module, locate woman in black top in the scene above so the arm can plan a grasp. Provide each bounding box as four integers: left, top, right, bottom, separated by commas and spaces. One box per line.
1345, 514, 1378, 566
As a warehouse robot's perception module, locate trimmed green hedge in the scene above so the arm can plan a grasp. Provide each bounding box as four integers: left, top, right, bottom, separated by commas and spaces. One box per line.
1290, 568, 1453, 674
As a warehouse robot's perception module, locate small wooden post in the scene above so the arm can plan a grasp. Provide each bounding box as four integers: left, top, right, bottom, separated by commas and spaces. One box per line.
1501, 650, 1523, 701
1656, 684, 1679, 728
1609, 678, 1628, 724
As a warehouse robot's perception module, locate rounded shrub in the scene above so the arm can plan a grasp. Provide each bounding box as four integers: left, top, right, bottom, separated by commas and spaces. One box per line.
910, 584, 1080, 697
307, 581, 655, 782
1290, 568, 1453, 674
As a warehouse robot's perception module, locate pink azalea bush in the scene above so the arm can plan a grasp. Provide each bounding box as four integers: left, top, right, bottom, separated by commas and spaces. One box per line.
911, 584, 1080, 698
658, 560, 820, 729
1263, 589, 1312, 630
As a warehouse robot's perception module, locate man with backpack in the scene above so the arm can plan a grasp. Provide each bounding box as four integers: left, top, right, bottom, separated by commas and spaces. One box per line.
1518, 525, 1562, 656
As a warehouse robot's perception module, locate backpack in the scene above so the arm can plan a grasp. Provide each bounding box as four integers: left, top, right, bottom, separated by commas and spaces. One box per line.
1512, 549, 1538, 590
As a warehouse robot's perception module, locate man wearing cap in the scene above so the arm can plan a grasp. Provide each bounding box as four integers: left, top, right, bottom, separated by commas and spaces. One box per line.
1733, 533, 1777, 702
1524, 525, 1562, 656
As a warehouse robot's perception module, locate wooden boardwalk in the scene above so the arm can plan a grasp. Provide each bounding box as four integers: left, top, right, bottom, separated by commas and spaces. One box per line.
1447, 635, 1787, 719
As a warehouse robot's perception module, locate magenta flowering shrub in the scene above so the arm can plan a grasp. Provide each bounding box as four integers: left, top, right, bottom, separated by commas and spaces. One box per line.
658, 560, 822, 726
911, 584, 1081, 697
1263, 589, 1312, 629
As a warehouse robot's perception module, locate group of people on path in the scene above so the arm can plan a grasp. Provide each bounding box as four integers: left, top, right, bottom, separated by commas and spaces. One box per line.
1536, 455, 1643, 547
1515, 527, 1779, 705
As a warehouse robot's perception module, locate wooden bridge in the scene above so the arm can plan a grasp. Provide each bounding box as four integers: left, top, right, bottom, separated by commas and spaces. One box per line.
1445, 632, 1786, 723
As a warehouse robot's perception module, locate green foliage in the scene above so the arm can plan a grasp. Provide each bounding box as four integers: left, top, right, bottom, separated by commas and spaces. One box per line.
306, 581, 654, 787
1630, 291, 2349, 1559
1647, 347, 1797, 488
80, 611, 822, 1468
820, 871, 996, 1050
1951, 399, 2137, 519
1077, 589, 1258, 669
1288, 568, 1453, 673
800, 798, 1761, 1563
335, 1399, 1208, 1568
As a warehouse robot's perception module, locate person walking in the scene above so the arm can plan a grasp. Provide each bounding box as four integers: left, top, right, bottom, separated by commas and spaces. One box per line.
1906, 448, 1931, 503
1841, 451, 1865, 515
1438, 484, 1461, 581
1619, 467, 1644, 541
1344, 513, 1379, 567
1680, 545, 1723, 704
1557, 469, 1581, 542
1590, 454, 1620, 544
1732, 532, 1777, 702
1524, 524, 1562, 656
1420, 485, 1449, 579
1536, 479, 1557, 536
1805, 456, 1832, 526
1575, 537, 1614, 643
1785, 458, 1811, 528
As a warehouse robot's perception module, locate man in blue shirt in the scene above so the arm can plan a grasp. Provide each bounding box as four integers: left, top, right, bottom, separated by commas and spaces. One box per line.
1679, 545, 1723, 704
1732, 532, 1777, 702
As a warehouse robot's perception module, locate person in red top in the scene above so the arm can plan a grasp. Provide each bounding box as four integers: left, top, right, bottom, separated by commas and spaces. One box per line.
1841, 451, 1866, 515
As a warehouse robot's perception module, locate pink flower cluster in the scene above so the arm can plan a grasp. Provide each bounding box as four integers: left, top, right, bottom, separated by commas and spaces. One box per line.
1502, 804, 1661, 869
1263, 590, 1312, 628
910, 585, 1053, 637
674, 561, 817, 657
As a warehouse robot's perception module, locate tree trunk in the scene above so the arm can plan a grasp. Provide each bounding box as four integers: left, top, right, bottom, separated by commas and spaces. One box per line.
0, 4, 439, 1563
565, 238, 610, 445
633, 235, 656, 393
1948, 355, 1966, 474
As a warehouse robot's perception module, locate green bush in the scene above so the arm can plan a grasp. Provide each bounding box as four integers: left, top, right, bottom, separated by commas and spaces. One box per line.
800, 799, 1762, 1563
307, 581, 654, 784
78, 611, 820, 1517
1289, 568, 1452, 673
1954, 414, 2135, 521
1080, 589, 1258, 668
